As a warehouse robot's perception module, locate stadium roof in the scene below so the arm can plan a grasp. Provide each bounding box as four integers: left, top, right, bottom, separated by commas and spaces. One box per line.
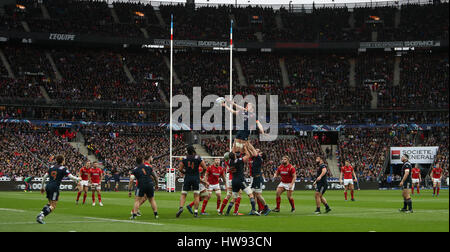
103, 0, 438, 9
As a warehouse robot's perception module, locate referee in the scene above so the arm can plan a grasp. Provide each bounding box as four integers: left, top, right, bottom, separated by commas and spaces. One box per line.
399, 154, 413, 213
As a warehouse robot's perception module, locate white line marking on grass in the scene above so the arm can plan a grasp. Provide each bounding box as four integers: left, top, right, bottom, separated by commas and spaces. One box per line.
0, 208, 25, 213
0, 221, 108, 225
84, 217, 164, 226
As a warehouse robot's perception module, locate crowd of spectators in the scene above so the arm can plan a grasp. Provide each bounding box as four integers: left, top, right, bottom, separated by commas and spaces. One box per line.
336, 127, 416, 182
0, 122, 86, 179
1, 1, 448, 42
81, 125, 185, 180
284, 54, 371, 109
379, 51, 448, 109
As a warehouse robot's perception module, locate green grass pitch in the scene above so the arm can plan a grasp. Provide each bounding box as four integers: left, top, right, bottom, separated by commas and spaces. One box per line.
0, 190, 448, 232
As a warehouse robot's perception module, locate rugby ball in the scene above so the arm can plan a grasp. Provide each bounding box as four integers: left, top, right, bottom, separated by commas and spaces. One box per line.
224, 152, 230, 161
215, 97, 225, 105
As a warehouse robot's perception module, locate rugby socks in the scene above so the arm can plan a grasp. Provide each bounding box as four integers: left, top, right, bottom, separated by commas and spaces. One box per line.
83, 193, 87, 204
324, 203, 330, 210
403, 200, 408, 210
433, 187, 436, 195
406, 199, 413, 211
257, 200, 265, 212
411, 187, 414, 195
92, 192, 96, 203
98, 193, 102, 203
40, 204, 52, 217
416, 186, 420, 194
249, 198, 256, 211
289, 198, 295, 209
220, 198, 228, 213
226, 202, 234, 215
344, 191, 348, 200
276, 196, 281, 209
201, 200, 208, 213
188, 201, 195, 208
234, 197, 241, 213
76, 191, 82, 201
351, 190, 354, 200
217, 199, 221, 210
154, 211, 158, 217
437, 187, 440, 196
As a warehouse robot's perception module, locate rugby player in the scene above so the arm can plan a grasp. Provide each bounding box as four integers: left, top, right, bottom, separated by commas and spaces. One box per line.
90, 161, 103, 206
76, 161, 91, 205
273, 156, 296, 213
227, 143, 260, 216
250, 149, 271, 215
431, 165, 443, 197
129, 157, 159, 219
411, 164, 421, 195
176, 146, 208, 218
202, 159, 227, 215
399, 154, 413, 213
36, 155, 81, 224
313, 157, 331, 214
339, 161, 357, 201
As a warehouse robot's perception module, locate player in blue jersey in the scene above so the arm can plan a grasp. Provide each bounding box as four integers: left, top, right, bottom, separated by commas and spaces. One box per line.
36, 155, 81, 224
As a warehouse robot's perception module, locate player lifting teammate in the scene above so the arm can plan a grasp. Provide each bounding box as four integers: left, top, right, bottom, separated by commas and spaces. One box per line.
36, 155, 81, 224
129, 156, 159, 220
185, 163, 211, 215
399, 154, 413, 213
176, 146, 208, 218
273, 156, 296, 213
250, 148, 271, 215
219, 159, 243, 216
227, 143, 260, 216
313, 157, 331, 214
339, 161, 357, 201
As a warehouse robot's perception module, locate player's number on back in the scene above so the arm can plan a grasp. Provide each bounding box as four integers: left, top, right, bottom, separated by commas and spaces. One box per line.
51, 171, 57, 180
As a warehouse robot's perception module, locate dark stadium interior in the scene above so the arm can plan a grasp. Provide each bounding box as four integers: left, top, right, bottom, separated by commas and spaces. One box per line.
0, 0, 448, 189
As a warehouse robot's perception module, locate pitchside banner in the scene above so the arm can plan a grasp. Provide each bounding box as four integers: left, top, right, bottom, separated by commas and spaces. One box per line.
390, 147, 439, 164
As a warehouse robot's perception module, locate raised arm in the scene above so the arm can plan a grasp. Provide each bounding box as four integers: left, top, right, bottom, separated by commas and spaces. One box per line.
225, 98, 245, 111
222, 102, 238, 115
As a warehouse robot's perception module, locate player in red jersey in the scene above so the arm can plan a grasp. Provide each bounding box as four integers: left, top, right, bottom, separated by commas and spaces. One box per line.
339, 161, 357, 201
430, 165, 443, 197
76, 161, 91, 205
219, 158, 243, 215
411, 165, 421, 195
202, 159, 227, 215
273, 156, 296, 213
90, 161, 104, 206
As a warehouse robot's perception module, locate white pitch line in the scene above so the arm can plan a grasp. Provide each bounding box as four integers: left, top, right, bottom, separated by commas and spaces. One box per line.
84, 216, 164, 226
0, 220, 108, 225
0, 208, 25, 213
